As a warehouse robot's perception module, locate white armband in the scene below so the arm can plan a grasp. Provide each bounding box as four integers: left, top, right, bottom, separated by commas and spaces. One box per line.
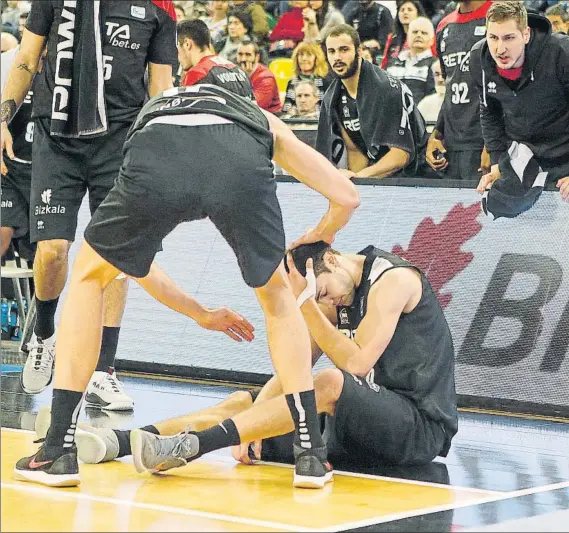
297, 267, 316, 308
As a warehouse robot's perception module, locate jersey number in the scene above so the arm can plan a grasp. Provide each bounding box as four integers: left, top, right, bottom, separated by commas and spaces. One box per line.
25, 122, 34, 143
103, 55, 114, 81
451, 82, 470, 104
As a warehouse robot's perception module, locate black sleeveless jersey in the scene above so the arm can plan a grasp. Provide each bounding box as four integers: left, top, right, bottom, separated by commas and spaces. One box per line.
129, 84, 273, 155
336, 246, 458, 453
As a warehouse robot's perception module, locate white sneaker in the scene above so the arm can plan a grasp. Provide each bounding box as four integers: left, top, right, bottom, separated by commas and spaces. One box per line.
35, 405, 120, 464
21, 332, 56, 394
85, 371, 134, 411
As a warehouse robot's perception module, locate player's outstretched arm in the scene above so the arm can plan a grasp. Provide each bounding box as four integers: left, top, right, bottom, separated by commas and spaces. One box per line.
134, 262, 255, 342
264, 110, 360, 246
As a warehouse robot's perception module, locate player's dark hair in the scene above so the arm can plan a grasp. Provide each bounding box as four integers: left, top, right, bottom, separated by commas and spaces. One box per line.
325, 23, 361, 49
285, 241, 340, 277
177, 19, 212, 50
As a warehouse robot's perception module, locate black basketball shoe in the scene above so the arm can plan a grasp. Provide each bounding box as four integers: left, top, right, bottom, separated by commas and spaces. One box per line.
14, 443, 80, 487
293, 444, 333, 489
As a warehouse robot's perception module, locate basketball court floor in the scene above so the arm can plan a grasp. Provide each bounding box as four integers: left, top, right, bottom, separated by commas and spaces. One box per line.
1, 352, 568, 532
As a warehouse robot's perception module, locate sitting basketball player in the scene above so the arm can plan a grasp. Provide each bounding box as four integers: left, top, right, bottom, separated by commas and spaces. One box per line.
36, 242, 458, 470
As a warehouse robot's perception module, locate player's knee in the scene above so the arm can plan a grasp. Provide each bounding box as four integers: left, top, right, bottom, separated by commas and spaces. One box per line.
314, 368, 344, 412
227, 390, 254, 410
36, 239, 69, 269
254, 264, 294, 317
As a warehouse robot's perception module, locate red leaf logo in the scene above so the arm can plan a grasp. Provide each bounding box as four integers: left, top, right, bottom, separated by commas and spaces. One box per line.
392, 202, 482, 308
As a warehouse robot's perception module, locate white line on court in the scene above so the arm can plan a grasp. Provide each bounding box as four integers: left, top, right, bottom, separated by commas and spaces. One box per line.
0, 482, 315, 532
316, 480, 569, 532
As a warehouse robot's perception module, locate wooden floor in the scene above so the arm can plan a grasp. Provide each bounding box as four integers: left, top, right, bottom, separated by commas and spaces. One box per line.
1, 368, 569, 532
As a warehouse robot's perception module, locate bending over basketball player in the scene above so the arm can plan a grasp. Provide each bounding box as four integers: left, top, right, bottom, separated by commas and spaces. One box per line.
36, 242, 458, 471
14, 85, 359, 490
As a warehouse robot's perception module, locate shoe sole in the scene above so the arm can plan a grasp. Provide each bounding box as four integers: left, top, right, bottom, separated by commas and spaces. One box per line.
130, 429, 149, 474
35, 407, 107, 464
293, 471, 334, 489
13, 468, 80, 487
85, 393, 134, 412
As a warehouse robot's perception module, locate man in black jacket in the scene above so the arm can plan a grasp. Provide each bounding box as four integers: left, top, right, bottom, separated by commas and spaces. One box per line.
470, 1, 569, 203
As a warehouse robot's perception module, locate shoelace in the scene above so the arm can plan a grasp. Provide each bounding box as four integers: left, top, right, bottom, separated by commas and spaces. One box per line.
170, 426, 195, 459
100, 373, 124, 394
28, 341, 55, 373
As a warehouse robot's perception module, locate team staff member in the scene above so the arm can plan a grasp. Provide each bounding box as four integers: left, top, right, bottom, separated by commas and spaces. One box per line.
0, 0, 178, 408
471, 1, 569, 203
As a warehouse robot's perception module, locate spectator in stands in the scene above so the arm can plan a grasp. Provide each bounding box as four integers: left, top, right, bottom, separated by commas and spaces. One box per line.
302, 0, 345, 44
426, 1, 491, 181
282, 80, 320, 119
179, 20, 253, 98
282, 41, 330, 115
381, 0, 427, 69
418, 59, 445, 128
17, 9, 27, 39
471, 1, 569, 205
361, 45, 375, 63
215, 9, 253, 64
230, 0, 269, 43
175, 3, 187, 21
546, 2, 569, 34
237, 39, 282, 112
202, 1, 229, 47
386, 17, 436, 104
317, 24, 428, 179
1, 1, 21, 31
269, 0, 308, 59
343, 0, 393, 56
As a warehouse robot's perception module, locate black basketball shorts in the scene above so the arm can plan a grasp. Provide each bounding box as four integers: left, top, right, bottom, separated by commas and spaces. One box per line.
1, 158, 32, 238
85, 119, 285, 288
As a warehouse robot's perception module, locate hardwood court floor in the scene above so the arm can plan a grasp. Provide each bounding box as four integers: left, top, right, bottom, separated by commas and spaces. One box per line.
1, 369, 568, 532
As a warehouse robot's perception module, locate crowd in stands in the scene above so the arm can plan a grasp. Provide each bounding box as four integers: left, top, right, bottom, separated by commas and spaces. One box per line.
2, 0, 569, 181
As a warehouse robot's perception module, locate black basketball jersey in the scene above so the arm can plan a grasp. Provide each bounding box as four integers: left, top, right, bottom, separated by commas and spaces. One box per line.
129, 84, 273, 153
337, 84, 378, 162
436, 2, 491, 151
336, 246, 458, 452
1, 48, 34, 162
26, 0, 177, 124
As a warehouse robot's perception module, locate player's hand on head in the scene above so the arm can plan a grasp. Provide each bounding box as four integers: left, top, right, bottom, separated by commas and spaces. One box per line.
289, 227, 335, 250
1, 124, 15, 175
286, 253, 309, 298
196, 307, 255, 342
556, 177, 569, 203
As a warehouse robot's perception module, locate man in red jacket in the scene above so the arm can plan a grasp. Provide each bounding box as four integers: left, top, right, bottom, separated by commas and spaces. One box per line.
237, 40, 282, 113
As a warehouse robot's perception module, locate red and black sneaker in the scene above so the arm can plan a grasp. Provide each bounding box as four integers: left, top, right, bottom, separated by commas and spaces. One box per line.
14, 443, 80, 487
293, 444, 334, 489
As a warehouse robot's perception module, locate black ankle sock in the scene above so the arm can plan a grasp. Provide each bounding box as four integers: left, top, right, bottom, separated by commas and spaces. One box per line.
45, 389, 83, 449
285, 389, 325, 450
113, 425, 159, 458
34, 297, 59, 340
194, 419, 240, 457
95, 326, 121, 372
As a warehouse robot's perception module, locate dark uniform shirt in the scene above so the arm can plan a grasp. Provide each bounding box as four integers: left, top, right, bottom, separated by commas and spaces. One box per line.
435, 1, 491, 151
336, 246, 458, 455
26, 0, 177, 123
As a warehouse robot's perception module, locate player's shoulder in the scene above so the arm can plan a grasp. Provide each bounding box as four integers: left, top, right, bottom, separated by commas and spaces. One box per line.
436, 11, 458, 35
